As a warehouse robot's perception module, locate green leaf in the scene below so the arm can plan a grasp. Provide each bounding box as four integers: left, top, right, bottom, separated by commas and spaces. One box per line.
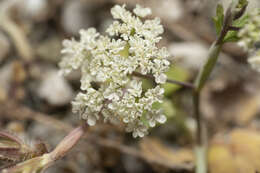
151, 99, 175, 118
213, 4, 224, 36
141, 78, 153, 92
233, 13, 249, 27
161, 99, 176, 118
194, 43, 222, 92
237, 0, 248, 8
140, 114, 149, 127
118, 43, 130, 57
223, 14, 249, 43
223, 31, 239, 42
162, 65, 189, 96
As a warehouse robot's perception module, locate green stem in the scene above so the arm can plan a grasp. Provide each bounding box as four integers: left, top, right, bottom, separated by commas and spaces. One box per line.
194, 42, 223, 93
192, 1, 248, 173
195, 146, 207, 173
132, 71, 194, 89
192, 45, 222, 173
192, 40, 223, 173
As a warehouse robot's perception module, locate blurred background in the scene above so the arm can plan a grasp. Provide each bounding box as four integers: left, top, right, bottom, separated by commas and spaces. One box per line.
1, 0, 260, 173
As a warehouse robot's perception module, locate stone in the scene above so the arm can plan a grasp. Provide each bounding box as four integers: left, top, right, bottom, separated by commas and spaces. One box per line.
168, 42, 208, 70
61, 0, 92, 35
37, 70, 74, 106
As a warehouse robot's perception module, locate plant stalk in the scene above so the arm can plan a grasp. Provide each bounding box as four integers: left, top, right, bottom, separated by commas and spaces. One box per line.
192, 1, 248, 172
132, 71, 194, 89
50, 123, 87, 161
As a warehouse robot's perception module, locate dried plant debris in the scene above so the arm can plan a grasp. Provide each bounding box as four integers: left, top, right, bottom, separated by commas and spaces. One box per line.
209, 129, 260, 173
139, 137, 194, 171
0, 131, 48, 169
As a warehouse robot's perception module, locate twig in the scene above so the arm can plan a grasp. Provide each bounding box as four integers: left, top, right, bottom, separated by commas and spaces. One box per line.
228, 26, 241, 31
0, 0, 34, 62
132, 71, 194, 89
49, 124, 87, 161
0, 100, 73, 131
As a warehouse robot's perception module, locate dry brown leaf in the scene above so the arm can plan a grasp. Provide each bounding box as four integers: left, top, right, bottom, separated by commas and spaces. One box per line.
0, 131, 48, 168
2, 154, 51, 173
12, 61, 27, 84
208, 145, 236, 173
209, 129, 260, 173
234, 96, 260, 125
230, 129, 260, 171
139, 137, 193, 169
0, 86, 7, 102
234, 156, 255, 173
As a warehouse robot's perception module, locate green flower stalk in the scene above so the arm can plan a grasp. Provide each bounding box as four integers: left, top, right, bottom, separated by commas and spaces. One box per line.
193, 1, 248, 173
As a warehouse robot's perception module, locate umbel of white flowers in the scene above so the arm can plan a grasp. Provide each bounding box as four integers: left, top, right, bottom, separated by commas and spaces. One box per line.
238, 9, 260, 51
238, 8, 260, 72
59, 4, 170, 137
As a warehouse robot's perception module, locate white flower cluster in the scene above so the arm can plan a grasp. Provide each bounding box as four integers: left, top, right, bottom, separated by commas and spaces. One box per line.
237, 8, 260, 72
238, 9, 260, 51
59, 4, 170, 137
248, 50, 260, 72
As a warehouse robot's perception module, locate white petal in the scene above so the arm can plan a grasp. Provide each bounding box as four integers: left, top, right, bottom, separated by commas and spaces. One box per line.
156, 114, 167, 124
155, 73, 167, 84
149, 120, 156, 127
133, 4, 152, 18
87, 115, 96, 126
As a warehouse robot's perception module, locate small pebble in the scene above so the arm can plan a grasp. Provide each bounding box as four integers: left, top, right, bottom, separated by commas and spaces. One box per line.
37, 70, 74, 106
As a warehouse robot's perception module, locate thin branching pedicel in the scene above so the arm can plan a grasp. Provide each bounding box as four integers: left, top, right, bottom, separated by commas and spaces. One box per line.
59, 4, 170, 137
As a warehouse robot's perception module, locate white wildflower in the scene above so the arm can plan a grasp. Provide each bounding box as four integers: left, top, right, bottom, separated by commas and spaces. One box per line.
155, 73, 167, 84
111, 4, 131, 22
126, 120, 148, 138
128, 80, 142, 97
59, 39, 85, 75
238, 9, 260, 51
59, 4, 170, 137
248, 50, 260, 72
72, 89, 104, 126
133, 4, 152, 18
147, 110, 166, 127
79, 28, 99, 50
142, 18, 164, 42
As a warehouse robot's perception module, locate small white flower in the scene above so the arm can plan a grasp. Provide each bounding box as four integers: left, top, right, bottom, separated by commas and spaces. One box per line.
109, 39, 126, 54
155, 73, 167, 84
156, 114, 167, 124
126, 120, 148, 138
59, 39, 85, 75
111, 4, 132, 23
87, 114, 98, 126
128, 80, 142, 97
103, 83, 122, 101
79, 28, 99, 50
133, 4, 152, 18
248, 50, 260, 72
142, 18, 163, 42
238, 9, 260, 51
